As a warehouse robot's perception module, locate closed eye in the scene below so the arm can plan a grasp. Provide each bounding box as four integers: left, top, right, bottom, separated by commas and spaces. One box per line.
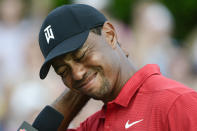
74, 51, 86, 61
56, 66, 68, 77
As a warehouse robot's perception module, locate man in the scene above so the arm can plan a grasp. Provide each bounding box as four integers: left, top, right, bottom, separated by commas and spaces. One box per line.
38, 4, 197, 131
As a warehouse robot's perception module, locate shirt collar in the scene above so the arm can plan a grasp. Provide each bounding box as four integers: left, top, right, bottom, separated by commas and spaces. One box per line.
110, 64, 161, 107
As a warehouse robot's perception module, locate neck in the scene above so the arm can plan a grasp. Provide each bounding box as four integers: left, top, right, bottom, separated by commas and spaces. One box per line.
103, 52, 137, 104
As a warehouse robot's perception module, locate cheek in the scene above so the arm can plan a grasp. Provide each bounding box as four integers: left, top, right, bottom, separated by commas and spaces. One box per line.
87, 52, 117, 85
86, 52, 109, 68
62, 77, 80, 93
62, 76, 71, 88
87, 52, 102, 65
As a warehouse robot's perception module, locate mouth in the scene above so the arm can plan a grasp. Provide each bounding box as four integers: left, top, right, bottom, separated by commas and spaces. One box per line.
77, 72, 97, 91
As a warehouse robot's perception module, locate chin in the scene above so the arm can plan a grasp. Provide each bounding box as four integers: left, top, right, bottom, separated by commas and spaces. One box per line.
90, 95, 106, 101
87, 90, 109, 101
85, 78, 111, 101
85, 92, 102, 100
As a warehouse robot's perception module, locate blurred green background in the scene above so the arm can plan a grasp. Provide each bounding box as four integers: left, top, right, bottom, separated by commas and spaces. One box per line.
53, 0, 197, 45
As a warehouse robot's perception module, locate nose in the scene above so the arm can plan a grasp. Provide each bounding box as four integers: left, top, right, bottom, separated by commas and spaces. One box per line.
70, 62, 86, 81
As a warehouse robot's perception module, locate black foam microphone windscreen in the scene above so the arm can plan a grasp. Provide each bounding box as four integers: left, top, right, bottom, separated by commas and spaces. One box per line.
32, 105, 64, 131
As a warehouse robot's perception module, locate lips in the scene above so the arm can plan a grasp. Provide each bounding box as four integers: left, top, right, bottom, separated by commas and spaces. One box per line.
77, 72, 97, 90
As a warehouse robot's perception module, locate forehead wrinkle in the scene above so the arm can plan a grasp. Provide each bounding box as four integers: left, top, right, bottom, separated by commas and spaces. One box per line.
74, 31, 97, 53
63, 53, 73, 61
85, 38, 96, 51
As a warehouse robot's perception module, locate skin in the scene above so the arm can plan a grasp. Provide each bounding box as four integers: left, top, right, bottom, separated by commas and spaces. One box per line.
50, 21, 137, 130
52, 21, 136, 104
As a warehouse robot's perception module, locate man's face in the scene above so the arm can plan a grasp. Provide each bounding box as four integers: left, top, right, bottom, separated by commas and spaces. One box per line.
52, 31, 120, 100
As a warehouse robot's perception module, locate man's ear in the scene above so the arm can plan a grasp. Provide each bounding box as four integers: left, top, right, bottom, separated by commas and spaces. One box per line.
102, 21, 118, 49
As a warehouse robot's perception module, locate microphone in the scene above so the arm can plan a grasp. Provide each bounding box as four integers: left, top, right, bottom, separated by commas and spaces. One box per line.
32, 105, 64, 131
18, 106, 64, 131
17, 121, 38, 131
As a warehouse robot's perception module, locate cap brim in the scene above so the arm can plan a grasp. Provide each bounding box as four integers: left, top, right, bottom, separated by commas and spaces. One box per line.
39, 30, 90, 79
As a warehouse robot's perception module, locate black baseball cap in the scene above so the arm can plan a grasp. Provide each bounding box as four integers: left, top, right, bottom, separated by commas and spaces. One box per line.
38, 4, 107, 79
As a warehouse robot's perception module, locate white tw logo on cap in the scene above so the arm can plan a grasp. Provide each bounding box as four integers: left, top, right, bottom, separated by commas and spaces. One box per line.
44, 25, 55, 44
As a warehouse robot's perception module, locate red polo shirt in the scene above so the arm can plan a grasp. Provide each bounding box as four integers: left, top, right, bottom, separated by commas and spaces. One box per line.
68, 64, 197, 131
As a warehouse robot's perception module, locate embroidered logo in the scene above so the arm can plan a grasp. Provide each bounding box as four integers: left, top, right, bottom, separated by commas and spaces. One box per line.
44, 25, 55, 44
125, 119, 143, 129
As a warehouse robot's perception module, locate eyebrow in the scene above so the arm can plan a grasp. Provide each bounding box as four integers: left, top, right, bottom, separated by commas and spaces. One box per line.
52, 43, 90, 68
72, 43, 90, 56
75, 43, 89, 52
